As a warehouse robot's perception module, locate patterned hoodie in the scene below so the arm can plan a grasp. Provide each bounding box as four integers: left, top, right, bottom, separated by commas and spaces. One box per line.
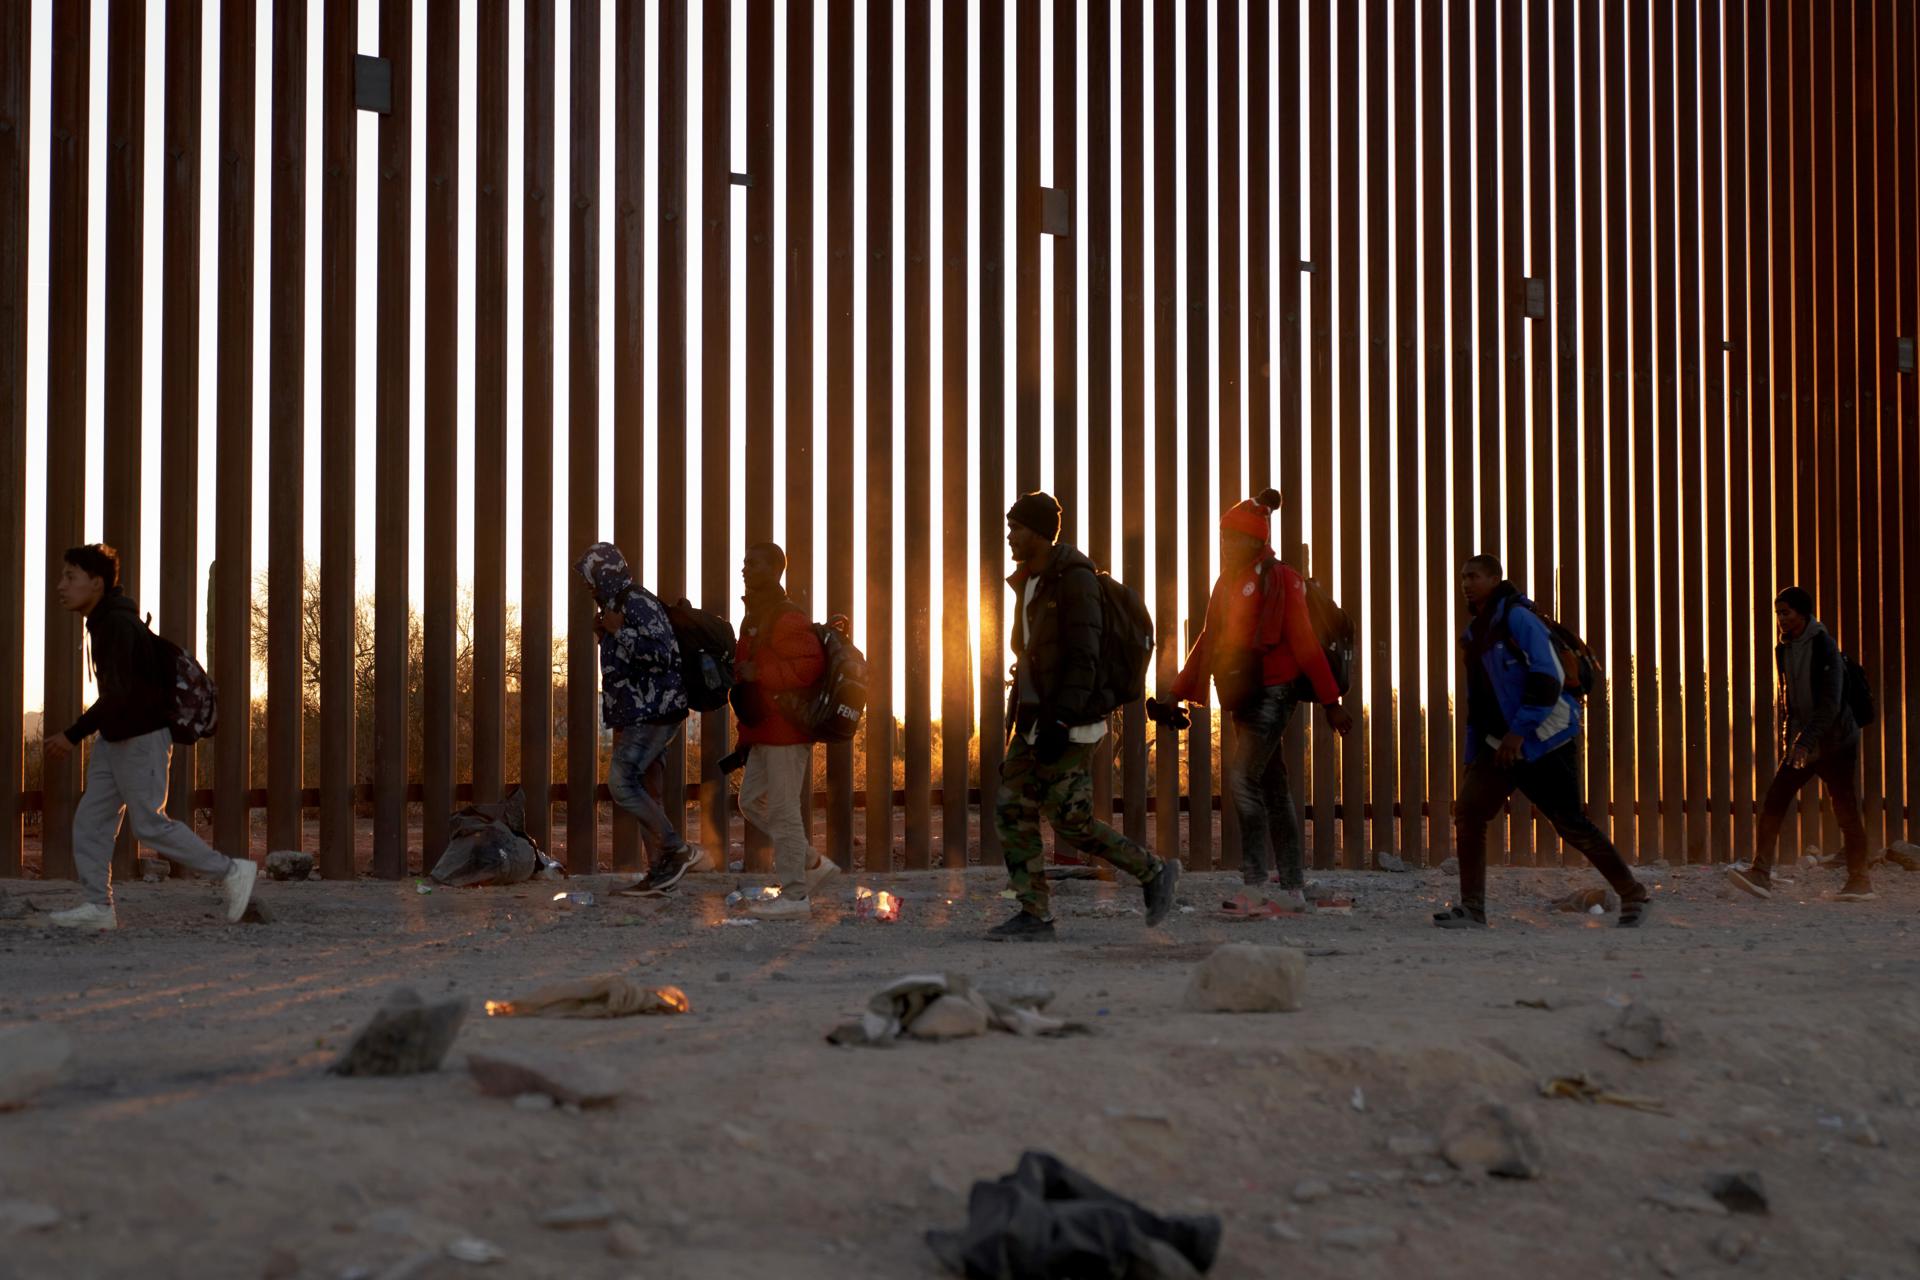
573, 542, 689, 728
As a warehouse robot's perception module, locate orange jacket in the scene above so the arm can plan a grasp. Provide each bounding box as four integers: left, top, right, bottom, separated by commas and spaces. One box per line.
1169, 553, 1341, 707
733, 606, 826, 745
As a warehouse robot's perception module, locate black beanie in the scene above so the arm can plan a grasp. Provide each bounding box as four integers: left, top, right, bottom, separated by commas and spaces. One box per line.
1007, 491, 1062, 543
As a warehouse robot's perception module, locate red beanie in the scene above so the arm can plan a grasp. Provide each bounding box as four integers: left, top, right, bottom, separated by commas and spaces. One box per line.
1220, 489, 1282, 542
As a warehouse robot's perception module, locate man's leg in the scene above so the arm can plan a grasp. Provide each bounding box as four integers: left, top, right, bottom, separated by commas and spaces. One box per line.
756, 744, 814, 898
71, 739, 128, 906
1224, 704, 1282, 886
1451, 754, 1515, 915
1248, 691, 1303, 890
1814, 744, 1872, 881
1517, 742, 1646, 902
1041, 742, 1162, 886
1751, 759, 1813, 874
993, 736, 1052, 918
114, 730, 234, 879
608, 723, 688, 867
738, 747, 772, 837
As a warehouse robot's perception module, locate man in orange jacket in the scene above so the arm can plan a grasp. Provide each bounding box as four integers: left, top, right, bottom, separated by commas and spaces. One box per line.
730, 542, 831, 920
1165, 490, 1353, 911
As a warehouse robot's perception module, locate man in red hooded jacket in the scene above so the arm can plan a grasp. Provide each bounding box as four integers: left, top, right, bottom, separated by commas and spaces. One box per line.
730, 542, 829, 919
1165, 490, 1354, 910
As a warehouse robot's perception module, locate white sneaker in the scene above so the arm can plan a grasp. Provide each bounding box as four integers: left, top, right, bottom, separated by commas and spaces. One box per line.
805, 856, 842, 895
747, 895, 812, 921
49, 902, 118, 932
222, 858, 259, 923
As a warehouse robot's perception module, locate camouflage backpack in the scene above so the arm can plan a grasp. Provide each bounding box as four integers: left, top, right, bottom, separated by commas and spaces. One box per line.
149, 629, 219, 744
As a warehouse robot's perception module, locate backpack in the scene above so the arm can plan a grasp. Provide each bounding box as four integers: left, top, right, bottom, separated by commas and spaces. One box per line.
149, 629, 219, 744
1093, 571, 1155, 714
664, 599, 736, 712
773, 618, 869, 743
1841, 654, 1876, 727
1499, 607, 1600, 699
1289, 576, 1356, 700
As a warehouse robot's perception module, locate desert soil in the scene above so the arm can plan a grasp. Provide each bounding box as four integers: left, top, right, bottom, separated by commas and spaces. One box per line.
2, 857, 1917, 1280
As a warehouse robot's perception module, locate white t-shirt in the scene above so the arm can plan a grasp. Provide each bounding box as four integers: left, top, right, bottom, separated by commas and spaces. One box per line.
1020, 576, 1108, 747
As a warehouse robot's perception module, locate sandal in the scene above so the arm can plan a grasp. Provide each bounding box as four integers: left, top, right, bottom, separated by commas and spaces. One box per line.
1432, 904, 1488, 929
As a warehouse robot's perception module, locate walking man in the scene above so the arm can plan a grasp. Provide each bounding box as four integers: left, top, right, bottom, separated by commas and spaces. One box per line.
989, 492, 1181, 941
575, 542, 700, 894
729, 542, 836, 921
42, 544, 257, 931
1440, 554, 1649, 929
1164, 489, 1354, 913
1728, 587, 1876, 902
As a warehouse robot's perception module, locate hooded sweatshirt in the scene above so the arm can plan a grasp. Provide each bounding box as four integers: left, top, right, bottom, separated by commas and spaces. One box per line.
62, 589, 172, 744
1776, 618, 1858, 762
1459, 583, 1580, 765
1168, 549, 1341, 708
573, 542, 689, 728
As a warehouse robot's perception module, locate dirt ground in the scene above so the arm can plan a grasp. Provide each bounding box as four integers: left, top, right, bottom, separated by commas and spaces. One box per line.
2, 856, 1917, 1280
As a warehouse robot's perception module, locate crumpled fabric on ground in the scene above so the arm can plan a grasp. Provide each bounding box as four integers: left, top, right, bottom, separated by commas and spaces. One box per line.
926, 1151, 1223, 1279
428, 789, 563, 886
825, 974, 1085, 1046
487, 974, 690, 1018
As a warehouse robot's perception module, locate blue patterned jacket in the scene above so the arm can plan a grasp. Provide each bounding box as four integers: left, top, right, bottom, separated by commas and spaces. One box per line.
573, 542, 689, 728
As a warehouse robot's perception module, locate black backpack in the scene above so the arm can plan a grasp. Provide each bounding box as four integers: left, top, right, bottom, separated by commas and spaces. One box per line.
1093, 571, 1155, 715
1289, 576, 1356, 700
774, 618, 869, 743
1840, 652, 1876, 728
664, 599, 736, 712
1499, 607, 1600, 700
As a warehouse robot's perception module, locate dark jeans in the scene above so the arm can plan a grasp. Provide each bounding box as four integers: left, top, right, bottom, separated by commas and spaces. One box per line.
608, 721, 690, 868
1754, 741, 1867, 875
1223, 686, 1303, 888
1454, 741, 1644, 911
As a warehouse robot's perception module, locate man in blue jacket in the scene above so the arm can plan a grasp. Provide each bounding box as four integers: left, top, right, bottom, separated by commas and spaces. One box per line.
1437, 555, 1649, 929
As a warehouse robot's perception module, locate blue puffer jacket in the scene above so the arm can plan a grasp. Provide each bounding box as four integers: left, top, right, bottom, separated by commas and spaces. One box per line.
573, 542, 689, 728
1461, 588, 1580, 765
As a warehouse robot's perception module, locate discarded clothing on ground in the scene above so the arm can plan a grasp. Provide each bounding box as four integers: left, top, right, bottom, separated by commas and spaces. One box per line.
827, 973, 1087, 1046
926, 1151, 1223, 1279
428, 788, 564, 886
486, 974, 691, 1019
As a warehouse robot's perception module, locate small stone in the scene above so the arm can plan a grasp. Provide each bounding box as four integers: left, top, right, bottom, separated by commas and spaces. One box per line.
0, 1022, 74, 1110
139, 858, 168, 883
1387, 1135, 1441, 1160
1438, 857, 1459, 876
445, 1236, 505, 1264
537, 1198, 618, 1229
467, 1049, 625, 1107
605, 1223, 650, 1260
1848, 1117, 1885, 1148
1644, 1185, 1729, 1217
1601, 1004, 1673, 1061
977, 976, 1056, 1010
1182, 944, 1307, 1013
1267, 1219, 1304, 1243
1291, 1179, 1333, 1205
512, 1092, 556, 1112
0, 1199, 62, 1233
329, 990, 467, 1077
239, 899, 273, 925
1321, 1225, 1400, 1251
1704, 1171, 1769, 1216
1712, 1230, 1756, 1263
907, 994, 991, 1041
265, 850, 315, 881
1441, 1102, 1544, 1179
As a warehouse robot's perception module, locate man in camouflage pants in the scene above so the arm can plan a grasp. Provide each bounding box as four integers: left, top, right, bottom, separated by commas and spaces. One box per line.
990, 492, 1181, 941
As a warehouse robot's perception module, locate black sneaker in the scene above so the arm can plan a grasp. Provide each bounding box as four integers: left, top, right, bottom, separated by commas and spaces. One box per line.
1616, 895, 1652, 928
986, 911, 1057, 942
1142, 859, 1182, 927
1726, 865, 1772, 899
617, 845, 696, 897
1432, 904, 1487, 929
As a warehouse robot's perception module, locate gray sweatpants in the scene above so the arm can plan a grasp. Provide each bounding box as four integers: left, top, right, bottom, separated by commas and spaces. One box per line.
73, 727, 233, 905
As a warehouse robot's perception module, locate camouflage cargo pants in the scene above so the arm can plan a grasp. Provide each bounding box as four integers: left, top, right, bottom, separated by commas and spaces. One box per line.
995, 733, 1161, 918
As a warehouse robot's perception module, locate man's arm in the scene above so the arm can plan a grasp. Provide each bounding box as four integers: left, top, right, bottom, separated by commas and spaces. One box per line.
1501, 607, 1565, 740
1794, 631, 1844, 751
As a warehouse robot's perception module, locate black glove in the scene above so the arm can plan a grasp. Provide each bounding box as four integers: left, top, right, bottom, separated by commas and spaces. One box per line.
717, 744, 752, 774
1034, 720, 1072, 764
1145, 696, 1191, 731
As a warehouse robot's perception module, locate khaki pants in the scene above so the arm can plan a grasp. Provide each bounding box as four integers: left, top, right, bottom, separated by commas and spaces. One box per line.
72, 728, 233, 905
738, 743, 814, 897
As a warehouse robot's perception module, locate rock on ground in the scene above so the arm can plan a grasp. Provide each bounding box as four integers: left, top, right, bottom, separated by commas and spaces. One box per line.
465, 1049, 625, 1107
0, 1023, 73, 1110
1183, 944, 1307, 1013
1441, 1102, 1544, 1180
907, 995, 991, 1040
265, 850, 315, 881
1601, 1004, 1673, 1061
329, 989, 467, 1077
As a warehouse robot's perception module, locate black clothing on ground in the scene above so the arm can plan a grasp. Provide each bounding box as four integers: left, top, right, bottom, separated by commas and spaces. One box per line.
1453, 741, 1645, 913
1753, 740, 1869, 876
63, 590, 171, 745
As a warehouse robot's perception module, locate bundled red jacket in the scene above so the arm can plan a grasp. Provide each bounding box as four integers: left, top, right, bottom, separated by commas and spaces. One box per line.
732, 604, 826, 745
1169, 551, 1341, 707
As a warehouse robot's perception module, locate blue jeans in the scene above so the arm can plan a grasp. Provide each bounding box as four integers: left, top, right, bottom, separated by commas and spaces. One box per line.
1224, 685, 1304, 888
608, 721, 689, 867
